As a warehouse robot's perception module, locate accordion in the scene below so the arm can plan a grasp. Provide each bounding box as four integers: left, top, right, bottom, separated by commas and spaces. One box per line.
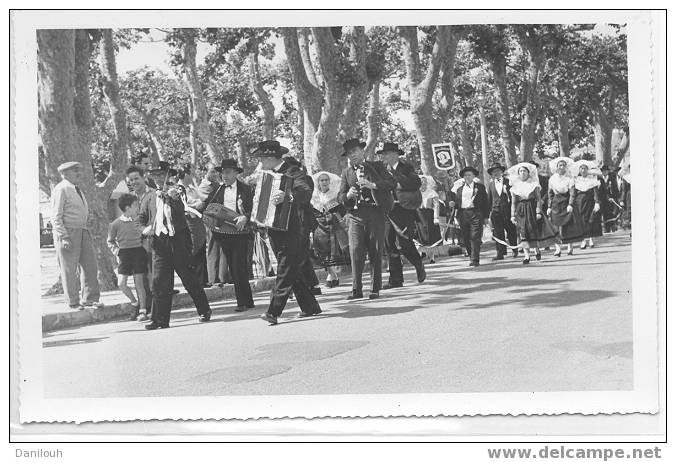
202, 203, 249, 235
251, 171, 294, 231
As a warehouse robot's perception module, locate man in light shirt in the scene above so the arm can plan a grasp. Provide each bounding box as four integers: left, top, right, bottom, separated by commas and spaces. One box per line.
51, 161, 101, 309
455, 166, 490, 267
487, 163, 518, 260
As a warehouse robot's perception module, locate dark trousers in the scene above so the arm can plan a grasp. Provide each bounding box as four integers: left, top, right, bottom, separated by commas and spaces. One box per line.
189, 243, 208, 287
347, 206, 386, 293
385, 204, 422, 285
459, 209, 483, 264
213, 234, 254, 307
267, 228, 320, 317
601, 199, 617, 233
490, 210, 517, 256
151, 229, 211, 325
300, 238, 320, 288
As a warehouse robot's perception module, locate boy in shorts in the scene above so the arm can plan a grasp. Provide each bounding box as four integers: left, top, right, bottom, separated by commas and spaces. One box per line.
107, 193, 149, 321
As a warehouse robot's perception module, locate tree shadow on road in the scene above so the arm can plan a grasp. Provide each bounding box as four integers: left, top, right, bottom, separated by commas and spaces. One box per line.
299, 274, 620, 322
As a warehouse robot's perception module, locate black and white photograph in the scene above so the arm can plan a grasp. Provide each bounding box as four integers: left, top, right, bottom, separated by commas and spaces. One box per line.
11, 8, 663, 435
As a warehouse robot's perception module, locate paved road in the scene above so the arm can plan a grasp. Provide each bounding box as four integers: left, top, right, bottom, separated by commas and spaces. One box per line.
42, 232, 633, 398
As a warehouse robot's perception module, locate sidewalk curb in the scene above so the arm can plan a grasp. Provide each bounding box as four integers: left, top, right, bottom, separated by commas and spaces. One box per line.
42, 243, 464, 333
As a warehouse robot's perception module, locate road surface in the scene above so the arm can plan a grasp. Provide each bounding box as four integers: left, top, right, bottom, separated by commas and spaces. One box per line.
42, 232, 633, 397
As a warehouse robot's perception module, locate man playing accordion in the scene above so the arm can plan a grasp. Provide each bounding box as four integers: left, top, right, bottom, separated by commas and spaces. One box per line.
256, 140, 322, 325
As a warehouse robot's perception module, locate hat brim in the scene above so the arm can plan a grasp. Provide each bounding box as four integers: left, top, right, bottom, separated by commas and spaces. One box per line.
376, 148, 404, 156
253, 146, 289, 157
342, 142, 367, 156
460, 167, 479, 176
487, 166, 505, 174
221, 166, 244, 174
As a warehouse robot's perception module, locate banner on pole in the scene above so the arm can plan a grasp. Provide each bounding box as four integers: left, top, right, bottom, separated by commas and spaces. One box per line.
432, 143, 455, 171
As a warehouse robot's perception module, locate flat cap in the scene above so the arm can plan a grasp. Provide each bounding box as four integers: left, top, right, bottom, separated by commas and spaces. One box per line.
57, 161, 82, 173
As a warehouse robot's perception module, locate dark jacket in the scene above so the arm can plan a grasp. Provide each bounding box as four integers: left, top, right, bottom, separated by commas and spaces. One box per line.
390, 160, 422, 210
274, 159, 315, 234
487, 177, 512, 217
455, 181, 490, 218
599, 174, 620, 201
338, 160, 396, 213
201, 179, 253, 219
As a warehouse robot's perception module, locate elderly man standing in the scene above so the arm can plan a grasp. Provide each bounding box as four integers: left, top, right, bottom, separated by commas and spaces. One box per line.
51, 161, 102, 309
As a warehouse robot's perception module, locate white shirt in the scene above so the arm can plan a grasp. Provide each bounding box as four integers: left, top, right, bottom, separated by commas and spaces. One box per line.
493, 177, 504, 196
222, 181, 238, 211
461, 183, 475, 209
154, 195, 175, 237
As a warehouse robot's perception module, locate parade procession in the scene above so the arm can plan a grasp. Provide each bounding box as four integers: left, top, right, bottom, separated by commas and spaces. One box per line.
31, 22, 639, 403
51, 136, 631, 328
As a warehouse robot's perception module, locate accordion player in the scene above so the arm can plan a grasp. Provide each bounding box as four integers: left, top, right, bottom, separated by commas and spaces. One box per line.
251, 171, 294, 231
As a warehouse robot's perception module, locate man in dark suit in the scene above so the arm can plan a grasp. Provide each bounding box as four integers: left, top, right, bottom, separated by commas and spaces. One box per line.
486, 163, 518, 260
455, 166, 490, 267
338, 138, 396, 300
198, 158, 255, 312
140, 162, 212, 330
599, 164, 621, 233
377, 142, 426, 289
257, 140, 321, 325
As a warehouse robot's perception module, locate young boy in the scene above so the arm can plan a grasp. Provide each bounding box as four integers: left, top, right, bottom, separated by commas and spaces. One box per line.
108, 193, 149, 321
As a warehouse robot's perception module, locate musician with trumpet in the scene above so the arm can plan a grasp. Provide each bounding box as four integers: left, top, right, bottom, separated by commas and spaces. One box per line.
199, 158, 255, 312
338, 138, 396, 301
139, 162, 212, 330
256, 140, 321, 325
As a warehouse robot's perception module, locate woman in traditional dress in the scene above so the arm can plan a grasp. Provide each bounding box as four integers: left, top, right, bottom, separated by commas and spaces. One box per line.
618, 161, 631, 232
310, 171, 349, 288
508, 162, 558, 264
571, 160, 603, 249
547, 157, 584, 256
415, 175, 443, 247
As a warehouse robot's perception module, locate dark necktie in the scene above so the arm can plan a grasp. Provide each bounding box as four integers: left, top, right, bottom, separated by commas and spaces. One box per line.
75, 186, 84, 202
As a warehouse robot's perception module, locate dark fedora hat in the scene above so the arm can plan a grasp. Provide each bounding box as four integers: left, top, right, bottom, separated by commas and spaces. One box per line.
600, 164, 611, 172
149, 160, 178, 177
487, 163, 506, 174
342, 138, 367, 156
252, 140, 289, 158
219, 157, 243, 173
459, 166, 480, 177
376, 142, 404, 156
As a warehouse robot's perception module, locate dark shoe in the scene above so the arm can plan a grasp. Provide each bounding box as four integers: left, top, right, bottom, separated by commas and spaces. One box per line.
346, 291, 364, 300
469, 261, 479, 267
512, 249, 519, 258
332, 280, 340, 288
369, 292, 380, 299
297, 312, 315, 318
492, 255, 505, 261
382, 282, 403, 290
535, 252, 542, 261
145, 321, 169, 330
234, 306, 249, 312
416, 265, 426, 283
554, 250, 561, 257
198, 310, 212, 323
310, 287, 323, 296
522, 258, 531, 265
69, 303, 83, 310
260, 313, 278, 325
567, 247, 574, 256
171, 289, 180, 295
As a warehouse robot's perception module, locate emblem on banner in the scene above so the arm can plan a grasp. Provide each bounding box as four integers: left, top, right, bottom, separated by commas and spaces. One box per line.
432, 143, 455, 170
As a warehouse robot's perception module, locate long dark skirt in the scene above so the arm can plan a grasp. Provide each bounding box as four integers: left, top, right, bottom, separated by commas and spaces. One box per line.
415, 208, 442, 246
550, 192, 585, 244
312, 212, 350, 268
515, 197, 558, 248
575, 189, 603, 238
